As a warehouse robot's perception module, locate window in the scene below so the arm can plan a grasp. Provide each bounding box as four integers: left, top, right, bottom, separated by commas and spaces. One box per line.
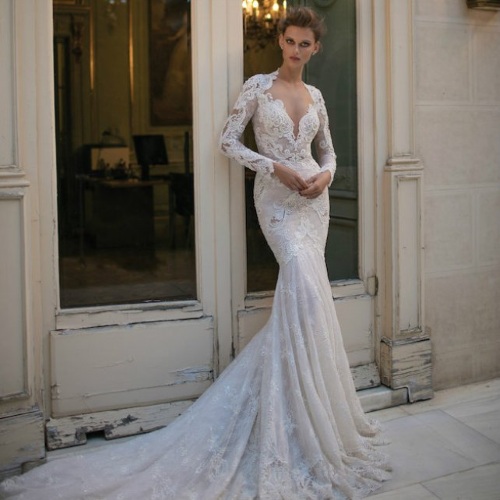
54, 0, 196, 308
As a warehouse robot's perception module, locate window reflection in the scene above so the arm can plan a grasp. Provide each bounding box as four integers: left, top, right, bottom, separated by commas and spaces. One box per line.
54, 0, 196, 308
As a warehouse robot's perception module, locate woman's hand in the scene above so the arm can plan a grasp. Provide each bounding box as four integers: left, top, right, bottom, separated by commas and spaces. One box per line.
273, 163, 309, 192
300, 171, 331, 199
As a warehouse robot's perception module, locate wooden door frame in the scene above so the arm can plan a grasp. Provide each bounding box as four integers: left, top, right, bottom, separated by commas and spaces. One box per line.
37, 0, 235, 448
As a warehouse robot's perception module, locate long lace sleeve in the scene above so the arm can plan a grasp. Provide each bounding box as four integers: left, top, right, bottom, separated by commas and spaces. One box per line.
219, 75, 275, 176
313, 90, 337, 187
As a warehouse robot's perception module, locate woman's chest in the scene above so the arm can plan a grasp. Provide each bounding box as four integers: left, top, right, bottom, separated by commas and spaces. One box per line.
253, 93, 320, 143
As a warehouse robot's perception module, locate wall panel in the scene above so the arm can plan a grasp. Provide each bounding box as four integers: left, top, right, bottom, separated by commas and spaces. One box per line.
50, 318, 214, 416
0, 192, 27, 400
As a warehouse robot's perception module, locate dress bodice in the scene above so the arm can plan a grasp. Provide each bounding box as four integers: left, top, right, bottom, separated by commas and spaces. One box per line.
219, 71, 336, 183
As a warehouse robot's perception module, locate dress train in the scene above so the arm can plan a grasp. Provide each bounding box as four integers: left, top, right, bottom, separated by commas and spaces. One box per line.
0, 251, 390, 500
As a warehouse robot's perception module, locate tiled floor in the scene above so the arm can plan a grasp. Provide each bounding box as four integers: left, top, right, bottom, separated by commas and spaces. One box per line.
47, 378, 500, 499
368, 378, 500, 499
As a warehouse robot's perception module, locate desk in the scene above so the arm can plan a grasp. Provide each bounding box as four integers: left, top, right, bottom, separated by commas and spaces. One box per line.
84, 178, 166, 248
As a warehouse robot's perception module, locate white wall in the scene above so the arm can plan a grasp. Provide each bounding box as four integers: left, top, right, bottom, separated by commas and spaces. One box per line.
415, 0, 500, 389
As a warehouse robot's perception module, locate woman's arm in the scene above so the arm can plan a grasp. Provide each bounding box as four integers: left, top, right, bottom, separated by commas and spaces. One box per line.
299, 88, 337, 199
312, 90, 336, 187
218, 76, 275, 176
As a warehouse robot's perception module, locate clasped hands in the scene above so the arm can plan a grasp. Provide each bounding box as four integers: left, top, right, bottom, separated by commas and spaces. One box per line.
273, 163, 330, 199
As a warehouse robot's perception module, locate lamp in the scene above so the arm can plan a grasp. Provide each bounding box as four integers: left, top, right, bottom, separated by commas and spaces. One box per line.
242, 0, 287, 51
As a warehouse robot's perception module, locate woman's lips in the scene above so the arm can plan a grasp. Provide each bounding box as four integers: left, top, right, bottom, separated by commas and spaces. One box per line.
290, 56, 300, 61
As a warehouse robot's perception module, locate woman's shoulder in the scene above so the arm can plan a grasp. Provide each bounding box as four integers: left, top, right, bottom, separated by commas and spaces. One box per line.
242, 71, 277, 92
305, 83, 324, 103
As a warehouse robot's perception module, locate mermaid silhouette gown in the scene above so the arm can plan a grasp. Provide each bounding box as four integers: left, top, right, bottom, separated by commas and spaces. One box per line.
0, 71, 390, 499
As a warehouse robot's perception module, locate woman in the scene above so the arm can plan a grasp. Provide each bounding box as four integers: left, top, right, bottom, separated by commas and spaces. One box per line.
0, 7, 390, 500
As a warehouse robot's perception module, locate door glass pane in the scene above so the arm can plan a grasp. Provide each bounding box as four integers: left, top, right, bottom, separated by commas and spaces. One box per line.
54, 0, 196, 308
243, 3, 282, 293
244, 0, 358, 293
306, 0, 358, 281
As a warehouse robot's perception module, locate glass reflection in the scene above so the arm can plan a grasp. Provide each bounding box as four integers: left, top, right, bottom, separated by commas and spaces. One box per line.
54, 0, 196, 308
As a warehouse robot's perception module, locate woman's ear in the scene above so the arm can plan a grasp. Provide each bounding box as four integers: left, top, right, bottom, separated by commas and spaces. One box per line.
278, 33, 284, 50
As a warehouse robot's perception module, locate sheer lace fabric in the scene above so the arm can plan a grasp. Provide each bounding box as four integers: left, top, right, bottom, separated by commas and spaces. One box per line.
219, 71, 336, 187
0, 71, 390, 500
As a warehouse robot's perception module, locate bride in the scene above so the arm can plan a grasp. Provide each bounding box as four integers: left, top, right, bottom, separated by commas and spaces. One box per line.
0, 7, 390, 499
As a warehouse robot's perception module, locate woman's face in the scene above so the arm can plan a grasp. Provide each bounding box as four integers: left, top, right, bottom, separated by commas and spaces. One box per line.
279, 26, 319, 67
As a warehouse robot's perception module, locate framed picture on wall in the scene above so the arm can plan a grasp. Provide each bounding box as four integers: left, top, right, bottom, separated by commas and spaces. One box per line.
149, 0, 192, 126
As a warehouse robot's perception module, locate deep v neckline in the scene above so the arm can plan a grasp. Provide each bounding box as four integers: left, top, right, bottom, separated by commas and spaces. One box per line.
263, 89, 314, 142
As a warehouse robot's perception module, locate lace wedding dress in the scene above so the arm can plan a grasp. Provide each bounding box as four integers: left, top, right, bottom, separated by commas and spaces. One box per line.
0, 71, 390, 500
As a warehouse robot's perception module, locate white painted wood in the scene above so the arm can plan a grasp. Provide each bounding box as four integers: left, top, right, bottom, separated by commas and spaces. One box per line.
383, 164, 425, 339
50, 317, 214, 417
397, 174, 422, 332
0, 0, 50, 475
372, 0, 390, 369
55, 301, 204, 331
336, 296, 374, 362
357, 0, 377, 283
381, 336, 433, 402
34, 0, 60, 421
371, 0, 431, 401
382, 1, 425, 331
227, 0, 247, 361
0, 191, 28, 400
0, 410, 45, 479
384, 166, 424, 339
209, 0, 235, 374
46, 399, 194, 450
0, 0, 15, 167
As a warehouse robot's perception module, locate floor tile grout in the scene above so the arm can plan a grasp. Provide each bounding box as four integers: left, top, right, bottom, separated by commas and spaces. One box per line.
368, 377, 500, 498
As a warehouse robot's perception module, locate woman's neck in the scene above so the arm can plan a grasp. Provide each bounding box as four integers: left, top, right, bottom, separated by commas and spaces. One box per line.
277, 65, 304, 85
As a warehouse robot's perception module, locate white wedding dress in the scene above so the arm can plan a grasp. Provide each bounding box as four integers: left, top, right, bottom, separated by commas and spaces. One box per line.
0, 71, 390, 500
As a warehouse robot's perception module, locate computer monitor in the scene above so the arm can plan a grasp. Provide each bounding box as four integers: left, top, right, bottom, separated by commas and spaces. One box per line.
133, 134, 169, 180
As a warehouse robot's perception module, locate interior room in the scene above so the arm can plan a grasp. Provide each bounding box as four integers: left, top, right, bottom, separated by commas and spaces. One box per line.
54, 0, 197, 307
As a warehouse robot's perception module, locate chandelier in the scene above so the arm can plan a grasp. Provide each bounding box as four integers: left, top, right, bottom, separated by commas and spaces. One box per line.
105, 0, 127, 30
242, 0, 287, 50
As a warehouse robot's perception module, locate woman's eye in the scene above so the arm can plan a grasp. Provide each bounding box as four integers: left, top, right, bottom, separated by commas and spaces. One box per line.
300, 42, 311, 48
285, 39, 294, 44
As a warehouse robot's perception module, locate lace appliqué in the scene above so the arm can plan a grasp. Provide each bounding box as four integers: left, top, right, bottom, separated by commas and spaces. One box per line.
219, 71, 337, 185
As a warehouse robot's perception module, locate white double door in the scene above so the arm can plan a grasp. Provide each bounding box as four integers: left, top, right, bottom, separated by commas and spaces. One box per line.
0, 1, 381, 476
